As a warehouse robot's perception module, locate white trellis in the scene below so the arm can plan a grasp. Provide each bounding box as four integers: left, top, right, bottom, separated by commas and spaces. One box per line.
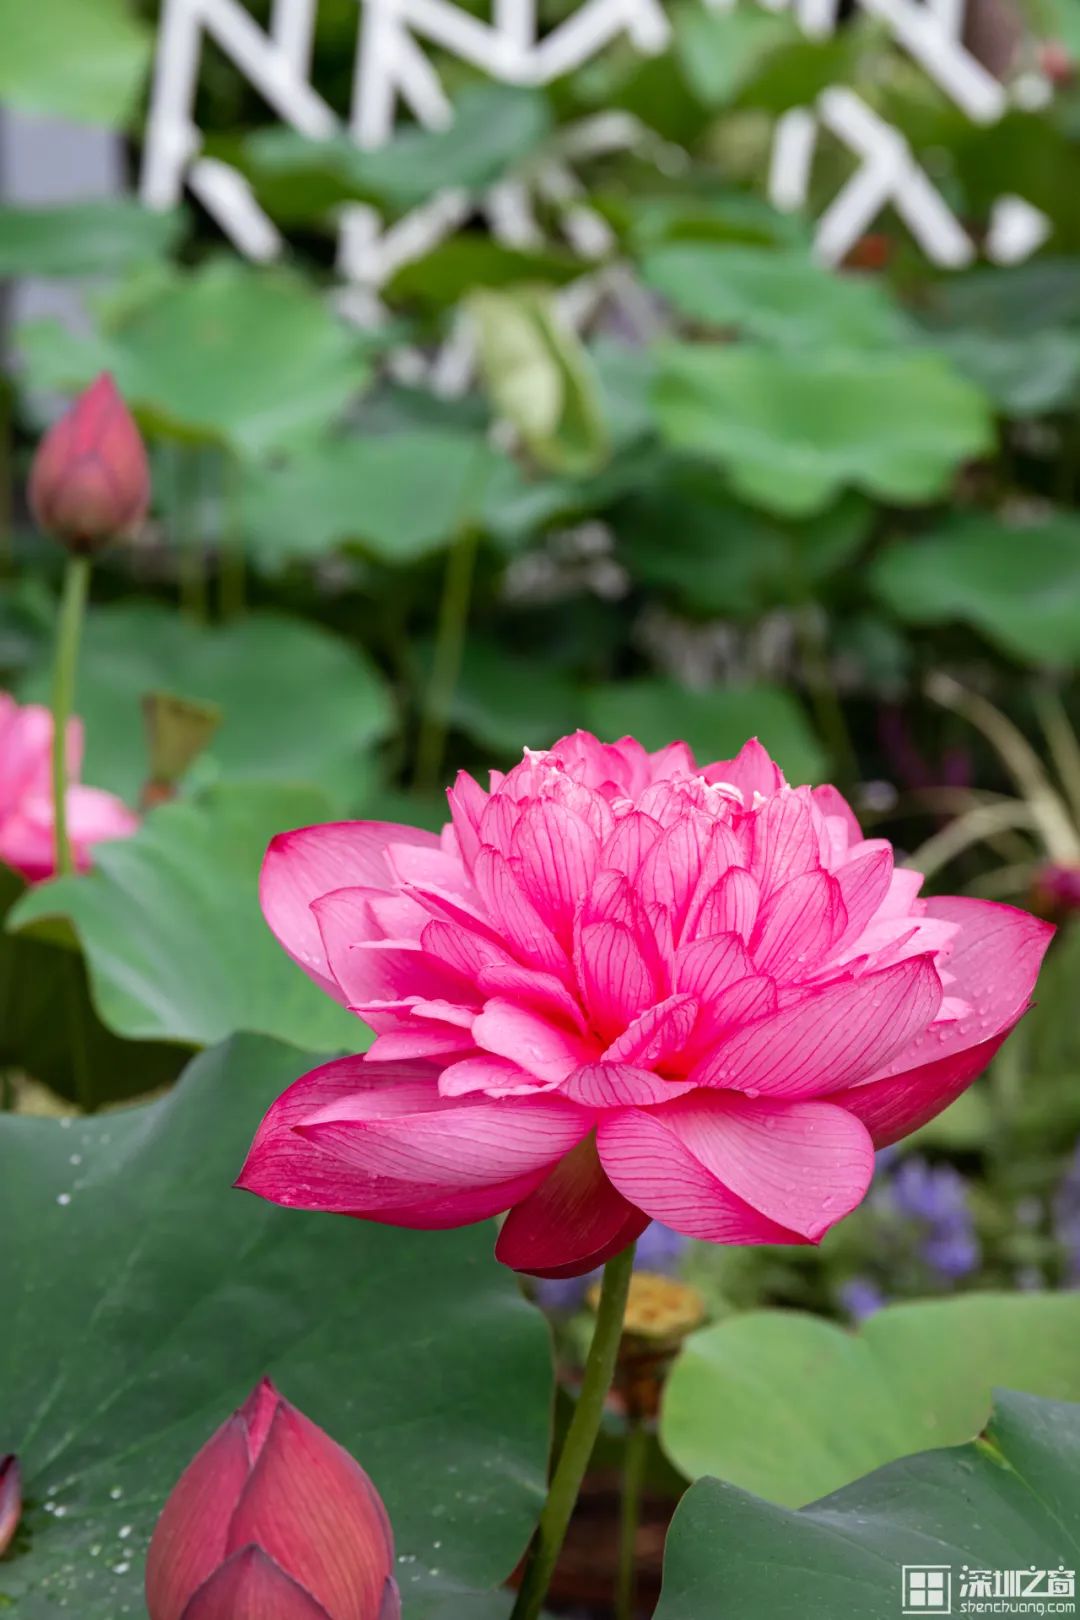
760, 0, 1051, 266
140, 0, 1053, 293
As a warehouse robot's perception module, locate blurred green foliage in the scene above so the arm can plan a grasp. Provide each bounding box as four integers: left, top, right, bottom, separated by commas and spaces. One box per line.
4, 0, 1080, 1315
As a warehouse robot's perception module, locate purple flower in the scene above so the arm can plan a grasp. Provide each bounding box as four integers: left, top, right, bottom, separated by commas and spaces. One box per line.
923, 1230, 981, 1279
533, 1272, 597, 1312
635, 1222, 690, 1274
889, 1159, 965, 1224
1053, 1139, 1080, 1285
885, 1156, 980, 1282
839, 1277, 887, 1321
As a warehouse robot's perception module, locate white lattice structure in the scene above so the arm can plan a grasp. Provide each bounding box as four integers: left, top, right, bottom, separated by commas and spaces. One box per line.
141, 0, 1052, 294
761, 0, 1050, 265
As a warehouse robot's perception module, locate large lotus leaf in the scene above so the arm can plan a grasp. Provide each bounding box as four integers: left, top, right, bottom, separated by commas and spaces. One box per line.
480, 444, 654, 549
9, 784, 361, 1052
591, 341, 658, 455
643, 244, 910, 349
240, 429, 502, 566
16, 260, 372, 459
726, 27, 863, 116
661, 1295, 1080, 1508
583, 680, 825, 784
870, 514, 1080, 666
917, 260, 1080, 415
0, 577, 57, 678
1041, 0, 1080, 52
17, 605, 392, 811
932, 328, 1080, 417
243, 85, 551, 219
0, 865, 182, 1107
920, 260, 1080, 336
615, 459, 871, 617
656, 1390, 1080, 1620
624, 191, 808, 255
438, 639, 583, 756
0, 1035, 551, 1619
654, 342, 994, 515
0, 202, 183, 279
0, 0, 151, 127
389, 236, 582, 306
672, 2, 797, 107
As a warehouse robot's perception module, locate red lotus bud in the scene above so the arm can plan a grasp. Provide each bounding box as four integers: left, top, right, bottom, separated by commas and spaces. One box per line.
1035, 861, 1080, 916
0, 1455, 21, 1557
1039, 40, 1074, 85
28, 372, 150, 553
146, 1379, 400, 1620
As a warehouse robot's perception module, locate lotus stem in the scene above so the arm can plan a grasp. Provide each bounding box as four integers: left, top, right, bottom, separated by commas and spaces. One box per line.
510, 1242, 636, 1620
615, 1417, 648, 1620
414, 524, 479, 794
50, 554, 91, 878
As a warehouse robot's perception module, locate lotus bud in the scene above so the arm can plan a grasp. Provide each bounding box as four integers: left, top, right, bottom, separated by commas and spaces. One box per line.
1039, 40, 1074, 85
0, 1455, 21, 1557
28, 372, 150, 554
1034, 862, 1080, 917
146, 1378, 400, 1620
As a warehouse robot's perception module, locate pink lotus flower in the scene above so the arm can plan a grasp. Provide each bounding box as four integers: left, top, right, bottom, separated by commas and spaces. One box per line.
29, 372, 150, 554
0, 1454, 21, 1558
0, 695, 138, 883
146, 1378, 399, 1620
239, 734, 1051, 1277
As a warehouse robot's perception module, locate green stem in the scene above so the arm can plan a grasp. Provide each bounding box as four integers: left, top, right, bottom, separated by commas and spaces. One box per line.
414, 525, 479, 794
510, 1243, 636, 1620
615, 1419, 647, 1620
50, 554, 91, 878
